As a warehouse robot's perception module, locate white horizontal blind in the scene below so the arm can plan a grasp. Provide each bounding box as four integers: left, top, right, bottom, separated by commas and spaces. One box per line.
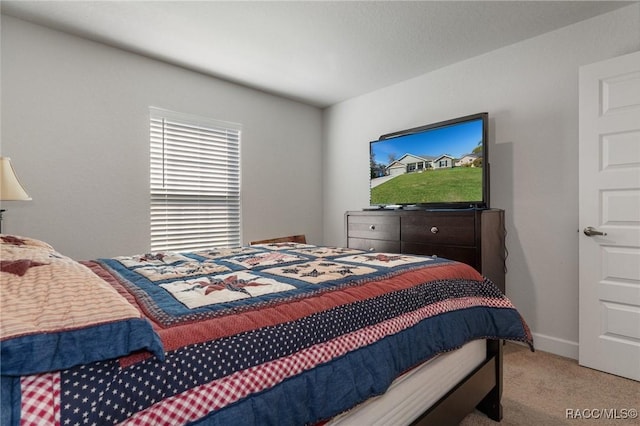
150, 108, 241, 252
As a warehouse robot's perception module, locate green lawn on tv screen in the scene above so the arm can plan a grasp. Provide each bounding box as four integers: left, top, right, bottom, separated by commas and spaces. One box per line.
371, 167, 482, 205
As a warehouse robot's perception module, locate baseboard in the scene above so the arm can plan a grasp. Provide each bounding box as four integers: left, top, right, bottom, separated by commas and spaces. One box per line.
529, 332, 578, 360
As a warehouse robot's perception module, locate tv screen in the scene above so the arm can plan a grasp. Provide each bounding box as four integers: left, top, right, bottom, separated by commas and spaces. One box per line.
369, 113, 488, 209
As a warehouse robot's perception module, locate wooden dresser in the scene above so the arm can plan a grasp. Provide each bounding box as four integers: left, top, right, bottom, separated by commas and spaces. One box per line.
345, 209, 506, 292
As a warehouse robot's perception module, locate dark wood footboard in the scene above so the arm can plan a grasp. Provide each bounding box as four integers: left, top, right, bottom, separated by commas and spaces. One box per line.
411, 339, 503, 425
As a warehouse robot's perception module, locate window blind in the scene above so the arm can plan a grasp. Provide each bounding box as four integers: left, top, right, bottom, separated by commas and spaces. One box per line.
150, 108, 241, 252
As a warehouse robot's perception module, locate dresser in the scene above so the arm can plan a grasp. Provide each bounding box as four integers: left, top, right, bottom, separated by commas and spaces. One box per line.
345, 209, 506, 292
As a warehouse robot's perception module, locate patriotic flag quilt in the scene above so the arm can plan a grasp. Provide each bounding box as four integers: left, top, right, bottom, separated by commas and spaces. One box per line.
1, 238, 532, 426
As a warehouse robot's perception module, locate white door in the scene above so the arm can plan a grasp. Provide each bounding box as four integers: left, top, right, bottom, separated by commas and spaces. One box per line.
578, 51, 640, 381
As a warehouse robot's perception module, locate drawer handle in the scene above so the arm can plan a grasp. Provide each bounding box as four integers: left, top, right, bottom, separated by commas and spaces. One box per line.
369, 225, 376, 231
430, 226, 439, 234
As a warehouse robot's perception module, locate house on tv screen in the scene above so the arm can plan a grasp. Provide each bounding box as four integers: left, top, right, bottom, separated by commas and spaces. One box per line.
385, 153, 481, 176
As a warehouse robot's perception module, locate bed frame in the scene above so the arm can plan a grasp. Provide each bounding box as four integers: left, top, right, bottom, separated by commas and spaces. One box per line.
250, 234, 307, 245
412, 339, 503, 425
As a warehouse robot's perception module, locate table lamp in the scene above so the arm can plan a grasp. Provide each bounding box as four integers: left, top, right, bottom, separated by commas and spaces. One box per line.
0, 157, 32, 233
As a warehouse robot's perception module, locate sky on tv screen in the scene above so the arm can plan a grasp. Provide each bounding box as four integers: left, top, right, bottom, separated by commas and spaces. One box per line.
371, 118, 483, 164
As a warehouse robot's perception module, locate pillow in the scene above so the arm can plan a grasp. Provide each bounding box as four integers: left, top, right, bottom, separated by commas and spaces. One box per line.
0, 234, 55, 251
0, 235, 164, 376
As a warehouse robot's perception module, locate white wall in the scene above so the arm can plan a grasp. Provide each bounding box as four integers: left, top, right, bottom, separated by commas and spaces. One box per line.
322, 4, 640, 358
0, 15, 323, 259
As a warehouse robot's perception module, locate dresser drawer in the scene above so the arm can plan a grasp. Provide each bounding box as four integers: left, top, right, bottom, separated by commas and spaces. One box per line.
401, 242, 478, 267
349, 238, 401, 253
401, 213, 475, 246
347, 215, 400, 241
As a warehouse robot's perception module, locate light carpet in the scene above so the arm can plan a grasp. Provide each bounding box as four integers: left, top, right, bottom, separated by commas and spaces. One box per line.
460, 343, 639, 425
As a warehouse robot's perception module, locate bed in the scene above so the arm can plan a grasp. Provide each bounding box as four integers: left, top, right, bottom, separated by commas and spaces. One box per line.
0, 234, 533, 425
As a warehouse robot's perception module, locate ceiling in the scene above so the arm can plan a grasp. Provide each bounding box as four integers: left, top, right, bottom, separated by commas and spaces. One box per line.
1, 1, 633, 108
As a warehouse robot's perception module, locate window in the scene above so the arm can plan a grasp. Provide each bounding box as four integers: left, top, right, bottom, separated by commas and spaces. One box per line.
150, 108, 241, 252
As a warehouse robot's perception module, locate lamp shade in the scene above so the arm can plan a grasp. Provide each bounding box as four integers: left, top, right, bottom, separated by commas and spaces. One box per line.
0, 157, 31, 201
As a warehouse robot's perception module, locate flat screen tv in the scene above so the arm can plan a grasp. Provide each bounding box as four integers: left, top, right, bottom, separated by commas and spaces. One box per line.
369, 112, 488, 209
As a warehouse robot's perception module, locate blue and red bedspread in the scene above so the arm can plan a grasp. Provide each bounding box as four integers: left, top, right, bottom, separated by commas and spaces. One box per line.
2, 242, 532, 426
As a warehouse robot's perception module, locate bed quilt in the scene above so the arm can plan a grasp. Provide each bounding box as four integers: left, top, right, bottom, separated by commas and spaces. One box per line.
2, 242, 533, 426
